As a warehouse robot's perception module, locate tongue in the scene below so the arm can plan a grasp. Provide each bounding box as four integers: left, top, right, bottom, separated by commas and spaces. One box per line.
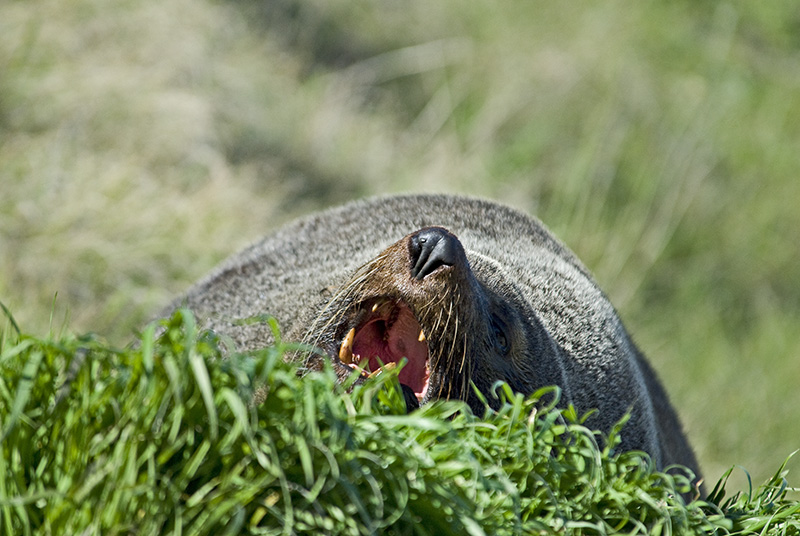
352, 304, 429, 397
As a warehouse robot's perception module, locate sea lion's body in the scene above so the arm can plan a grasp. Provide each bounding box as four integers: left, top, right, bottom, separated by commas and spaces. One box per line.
164, 194, 700, 479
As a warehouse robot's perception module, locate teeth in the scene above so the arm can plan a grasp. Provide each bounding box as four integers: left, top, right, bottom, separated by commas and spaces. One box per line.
368, 362, 397, 378
345, 358, 370, 378
348, 362, 367, 374
339, 328, 355, 364
418, 329, 426, 342
371, 302, 379, 313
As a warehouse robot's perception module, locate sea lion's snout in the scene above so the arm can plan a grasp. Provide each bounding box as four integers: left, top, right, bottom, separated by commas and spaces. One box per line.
409, 227, 461, 280
304, 226, 484, 410
306, 225, 542, 415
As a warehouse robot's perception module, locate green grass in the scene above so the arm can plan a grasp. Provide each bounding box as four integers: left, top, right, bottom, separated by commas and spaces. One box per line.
1, 0, 799, 496
1, 310, 798, 535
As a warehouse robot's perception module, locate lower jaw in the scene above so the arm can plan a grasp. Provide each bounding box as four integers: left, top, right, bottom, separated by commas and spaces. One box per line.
413, 380, 429, 402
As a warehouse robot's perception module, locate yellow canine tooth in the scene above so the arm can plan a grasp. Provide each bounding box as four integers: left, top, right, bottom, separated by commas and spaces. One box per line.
418, 329, 426, 342
339, 328, 356, 364
371, 302, 379, 313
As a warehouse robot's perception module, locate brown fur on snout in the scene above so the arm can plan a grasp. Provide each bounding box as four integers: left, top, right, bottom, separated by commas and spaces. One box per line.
301, 227, 545, 413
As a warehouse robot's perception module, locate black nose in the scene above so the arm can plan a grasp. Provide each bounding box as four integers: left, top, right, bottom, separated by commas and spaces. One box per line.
409, 227, 460, 280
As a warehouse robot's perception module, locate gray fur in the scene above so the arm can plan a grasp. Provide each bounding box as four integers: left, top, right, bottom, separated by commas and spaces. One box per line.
163, 194, 700, 479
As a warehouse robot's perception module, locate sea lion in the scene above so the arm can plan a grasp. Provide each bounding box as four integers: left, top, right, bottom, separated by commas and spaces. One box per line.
162, 194, 701, 479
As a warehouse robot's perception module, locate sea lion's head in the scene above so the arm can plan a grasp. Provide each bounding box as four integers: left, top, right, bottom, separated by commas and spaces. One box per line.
303, 227, 556, 413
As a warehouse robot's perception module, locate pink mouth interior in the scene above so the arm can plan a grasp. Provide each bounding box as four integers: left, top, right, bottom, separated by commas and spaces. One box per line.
351, 302, 430, 400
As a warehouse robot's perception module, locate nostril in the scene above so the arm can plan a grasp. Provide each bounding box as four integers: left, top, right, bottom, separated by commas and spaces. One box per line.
409, 227, 460, 280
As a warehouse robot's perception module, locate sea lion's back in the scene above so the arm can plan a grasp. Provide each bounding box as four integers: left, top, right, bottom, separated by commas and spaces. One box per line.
167, 195, 579, 346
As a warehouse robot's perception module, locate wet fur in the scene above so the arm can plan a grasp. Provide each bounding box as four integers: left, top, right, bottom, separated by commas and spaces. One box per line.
162, 194, 701, 482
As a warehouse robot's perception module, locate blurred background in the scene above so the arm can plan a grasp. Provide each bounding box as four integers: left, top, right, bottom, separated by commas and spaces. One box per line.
1, 0, 798, 493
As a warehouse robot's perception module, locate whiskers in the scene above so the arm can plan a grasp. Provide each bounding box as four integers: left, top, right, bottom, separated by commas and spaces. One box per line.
301, 253, 389, 353
419, 285, 472, 403
300, 248, 475, 406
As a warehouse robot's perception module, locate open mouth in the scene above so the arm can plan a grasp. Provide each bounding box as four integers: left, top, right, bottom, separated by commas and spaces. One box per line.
336, 298, 430, 401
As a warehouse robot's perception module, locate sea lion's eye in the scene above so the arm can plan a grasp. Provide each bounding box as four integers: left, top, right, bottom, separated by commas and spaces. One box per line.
490, 315, 509, 354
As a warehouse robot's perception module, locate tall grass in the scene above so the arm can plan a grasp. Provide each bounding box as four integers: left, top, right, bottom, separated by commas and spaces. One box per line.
2, 310, 799, 535
1, 0, 798, 492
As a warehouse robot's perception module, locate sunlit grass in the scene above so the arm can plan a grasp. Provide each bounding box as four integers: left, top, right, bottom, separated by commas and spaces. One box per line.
1, 0, 798, 495
2, 310, 798, 535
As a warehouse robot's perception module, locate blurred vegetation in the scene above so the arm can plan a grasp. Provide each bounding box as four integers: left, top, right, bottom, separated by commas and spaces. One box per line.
1, 0, 798, 493
2, 311, 799, 535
